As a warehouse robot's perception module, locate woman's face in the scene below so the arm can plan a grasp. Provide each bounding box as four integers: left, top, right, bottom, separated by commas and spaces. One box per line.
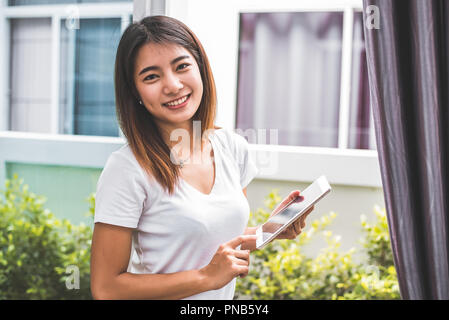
134, 42, 204, 132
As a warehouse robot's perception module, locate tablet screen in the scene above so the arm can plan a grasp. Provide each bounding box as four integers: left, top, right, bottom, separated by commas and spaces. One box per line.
256, 176, 331, 249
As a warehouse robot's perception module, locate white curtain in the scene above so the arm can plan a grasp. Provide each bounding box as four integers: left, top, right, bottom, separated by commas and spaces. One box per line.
10, 18, 52, 133
237, 12, 343, 148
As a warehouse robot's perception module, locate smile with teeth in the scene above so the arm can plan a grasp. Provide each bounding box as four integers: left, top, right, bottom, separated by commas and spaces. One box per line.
164, 94, 190, 107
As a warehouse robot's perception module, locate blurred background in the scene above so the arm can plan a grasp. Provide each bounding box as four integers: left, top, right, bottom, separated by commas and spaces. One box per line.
0, 0, 384, 259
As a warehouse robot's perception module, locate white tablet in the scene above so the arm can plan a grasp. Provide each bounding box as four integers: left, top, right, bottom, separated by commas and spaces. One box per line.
255, 175, 332, 250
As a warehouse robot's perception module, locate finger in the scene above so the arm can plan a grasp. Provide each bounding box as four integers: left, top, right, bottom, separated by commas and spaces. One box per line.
239, 265, 250, 278
272, 190, 303, 216
298, 206, 313, 222
225, 235, 257, 249
287, 190, 302, 202
294, 219, 303, 233
233, 249, 250, 261
231, 256, 249, 266
304, 205, 314, 216
288, 223, 301, 238
277, 227, 296, 240
293, 192, 304, 203
300, 216, 307, 229
299, 206, 314, 226
235, 265, 249, 278
287, 229, 297, 239
279, 191, 300, 209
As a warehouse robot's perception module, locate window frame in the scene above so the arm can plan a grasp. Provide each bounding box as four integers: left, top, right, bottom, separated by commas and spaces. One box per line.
0, 1, 133, 135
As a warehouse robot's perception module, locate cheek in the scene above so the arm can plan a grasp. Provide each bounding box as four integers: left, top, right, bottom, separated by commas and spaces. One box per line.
191, 73, 204, 97
188, 65, 203, 91
138, 85, 160, 104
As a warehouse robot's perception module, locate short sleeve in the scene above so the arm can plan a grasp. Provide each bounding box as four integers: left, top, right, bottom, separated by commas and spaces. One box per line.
230, 131, 259, 189
94, 151, 147, 229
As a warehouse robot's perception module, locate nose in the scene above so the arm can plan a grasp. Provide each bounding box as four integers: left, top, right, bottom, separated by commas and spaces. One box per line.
162, 72, 183, 95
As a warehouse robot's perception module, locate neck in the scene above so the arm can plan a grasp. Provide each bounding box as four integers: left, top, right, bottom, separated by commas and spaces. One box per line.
158, 120, 205, 158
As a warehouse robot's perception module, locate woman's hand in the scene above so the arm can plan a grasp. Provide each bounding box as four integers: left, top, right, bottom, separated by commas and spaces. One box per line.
269, 190, 314, 240
200, 235, 257, 291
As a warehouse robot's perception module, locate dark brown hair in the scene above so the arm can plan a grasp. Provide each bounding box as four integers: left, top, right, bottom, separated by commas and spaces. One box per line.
114, 15, 219, 195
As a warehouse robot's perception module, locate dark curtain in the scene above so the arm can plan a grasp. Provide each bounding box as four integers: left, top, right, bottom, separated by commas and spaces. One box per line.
363, 0, 449, 299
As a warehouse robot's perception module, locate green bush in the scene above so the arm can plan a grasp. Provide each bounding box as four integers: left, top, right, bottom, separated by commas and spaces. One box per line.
0, 174, 93, 299
234, 190, 401, 300
1, 175, 399, 300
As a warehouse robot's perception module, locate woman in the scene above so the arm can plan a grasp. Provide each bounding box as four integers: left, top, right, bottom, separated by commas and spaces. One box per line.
90, 15, 312, 300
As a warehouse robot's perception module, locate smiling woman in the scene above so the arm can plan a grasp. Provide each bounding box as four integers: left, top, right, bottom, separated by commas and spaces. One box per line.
90, 15, 308, 301
114, 16, 218, 195
133, 43, 203, 127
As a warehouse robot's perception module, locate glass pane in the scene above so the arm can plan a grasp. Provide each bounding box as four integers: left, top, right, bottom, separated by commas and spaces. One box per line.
348, 12, 375, 150
60, 18, 121, 137
9, 18, 52, 133
8, 0, 130, 5
236, 12, 343, 148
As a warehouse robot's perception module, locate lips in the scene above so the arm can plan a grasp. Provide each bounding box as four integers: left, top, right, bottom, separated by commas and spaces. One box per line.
162, 93, 191, 107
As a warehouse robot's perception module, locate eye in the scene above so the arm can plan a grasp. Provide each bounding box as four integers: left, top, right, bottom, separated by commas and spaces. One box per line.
177, 63, 190, 71
144, 74, 158, 81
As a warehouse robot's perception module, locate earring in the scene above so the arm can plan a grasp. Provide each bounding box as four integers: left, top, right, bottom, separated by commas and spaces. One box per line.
139, 100, 143, 105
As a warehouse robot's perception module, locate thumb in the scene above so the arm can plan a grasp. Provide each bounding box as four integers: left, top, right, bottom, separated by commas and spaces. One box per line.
225, 235, 257, 249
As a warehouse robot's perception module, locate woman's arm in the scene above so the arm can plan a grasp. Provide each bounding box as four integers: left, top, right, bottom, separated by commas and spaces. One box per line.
91, 222, 254, 299
90, 222, 210, 300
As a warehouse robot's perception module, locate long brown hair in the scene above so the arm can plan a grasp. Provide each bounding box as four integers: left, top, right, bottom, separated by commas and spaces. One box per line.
114, 15, 219, 195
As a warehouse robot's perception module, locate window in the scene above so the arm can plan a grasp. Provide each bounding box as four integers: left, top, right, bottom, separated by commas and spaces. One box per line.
4, 0, 133, 136
236, 9, 374, 150
9, 18, 53, 133
8, 0, 129, 5
60, 18, 122, 136
237, 12, 344, 148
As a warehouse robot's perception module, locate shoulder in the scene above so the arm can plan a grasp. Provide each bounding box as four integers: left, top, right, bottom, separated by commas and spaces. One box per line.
101, 144, 153, 186
95, 144, 149, 228
211, 128, 254, 172
212, 127, 250, 153
104, 144, 139, 172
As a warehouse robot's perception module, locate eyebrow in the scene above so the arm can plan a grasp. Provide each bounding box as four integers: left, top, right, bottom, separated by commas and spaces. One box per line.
138, 55, 191, 76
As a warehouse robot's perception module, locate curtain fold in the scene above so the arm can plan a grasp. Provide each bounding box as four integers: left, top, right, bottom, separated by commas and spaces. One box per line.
236, 12, 343, 148
363, 0, 449, 299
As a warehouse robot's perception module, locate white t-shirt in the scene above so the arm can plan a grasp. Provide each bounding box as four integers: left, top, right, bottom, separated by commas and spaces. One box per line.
94, 128, 259, 300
